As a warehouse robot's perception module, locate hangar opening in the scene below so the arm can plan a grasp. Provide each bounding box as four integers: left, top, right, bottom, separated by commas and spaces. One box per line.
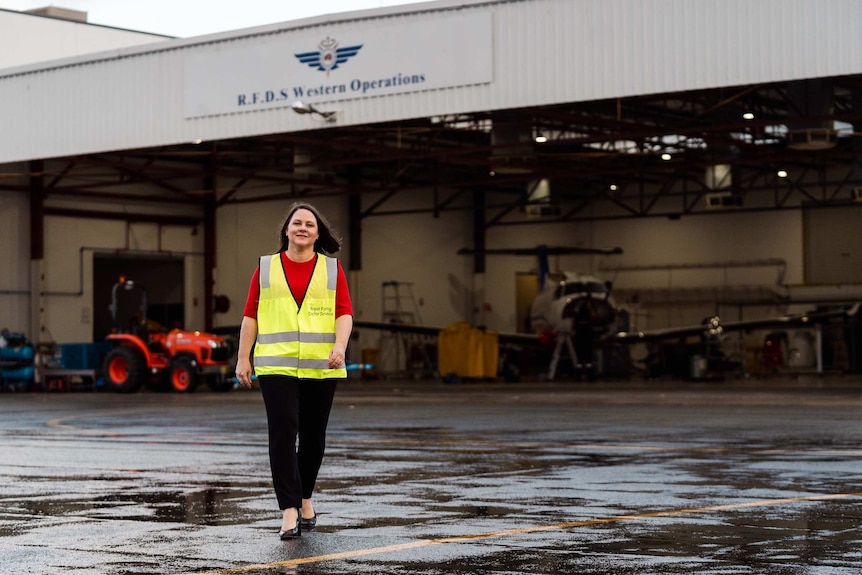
92, 255, 184, 341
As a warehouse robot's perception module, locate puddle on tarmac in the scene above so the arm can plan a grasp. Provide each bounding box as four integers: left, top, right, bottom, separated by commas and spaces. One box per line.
343, 426, 459, 446
10, 485, 264, 527
469, 505, 513, 517
586, 502, 862, 569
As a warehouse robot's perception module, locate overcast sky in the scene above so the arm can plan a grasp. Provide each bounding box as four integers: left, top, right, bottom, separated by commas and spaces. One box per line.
0, 0, 430, 37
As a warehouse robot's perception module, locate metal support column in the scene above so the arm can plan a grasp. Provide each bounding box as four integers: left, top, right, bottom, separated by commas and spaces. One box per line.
29, 160, 45, 342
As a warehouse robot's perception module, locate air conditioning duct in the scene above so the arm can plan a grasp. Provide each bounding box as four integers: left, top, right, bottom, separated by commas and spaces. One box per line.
704, 191, 742, 209
786, 128, 838, 151
786, 80, 837, 151
525, 203, 561, 219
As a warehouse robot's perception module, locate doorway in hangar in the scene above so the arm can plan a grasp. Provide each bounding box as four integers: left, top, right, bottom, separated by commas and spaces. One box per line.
92, 255, 185, 341
515, 272, 539, 334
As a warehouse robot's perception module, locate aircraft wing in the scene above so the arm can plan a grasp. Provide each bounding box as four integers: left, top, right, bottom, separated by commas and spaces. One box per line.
458, 246, 623, 256
610, 303, 860, 345
353, 320, 442, 337
352, 320, 541, 345
357, 303, 859, 349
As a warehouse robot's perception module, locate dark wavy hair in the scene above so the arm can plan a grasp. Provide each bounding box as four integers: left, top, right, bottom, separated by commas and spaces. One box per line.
276, 202, 342, 255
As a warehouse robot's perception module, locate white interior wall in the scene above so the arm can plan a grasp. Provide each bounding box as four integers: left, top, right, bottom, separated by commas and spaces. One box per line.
39, 217, 205, 343
595, 212, 803, 286
593, 211, 804, 329
357, 206, 474, 344
805, 205, 862, 284
1, 185, 856, 349
215, 200, 285, 329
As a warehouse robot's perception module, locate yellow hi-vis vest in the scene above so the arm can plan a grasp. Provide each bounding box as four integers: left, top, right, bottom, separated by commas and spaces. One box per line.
253, 253, 347, 379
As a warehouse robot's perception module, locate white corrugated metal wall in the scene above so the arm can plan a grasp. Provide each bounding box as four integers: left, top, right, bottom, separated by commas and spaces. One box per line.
1, 0, 861, 164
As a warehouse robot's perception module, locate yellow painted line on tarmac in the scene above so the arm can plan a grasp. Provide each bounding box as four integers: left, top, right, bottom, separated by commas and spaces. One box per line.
186, 491, 862, 575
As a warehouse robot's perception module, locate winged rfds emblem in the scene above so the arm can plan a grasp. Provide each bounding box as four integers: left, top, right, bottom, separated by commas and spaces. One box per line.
295, 37, 363, 75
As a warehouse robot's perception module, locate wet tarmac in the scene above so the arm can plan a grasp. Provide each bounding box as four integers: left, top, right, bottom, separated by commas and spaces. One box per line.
1, 376, 862, 574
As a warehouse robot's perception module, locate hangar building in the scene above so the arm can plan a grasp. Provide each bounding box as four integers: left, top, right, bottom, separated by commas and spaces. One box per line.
1, 0, 861, 376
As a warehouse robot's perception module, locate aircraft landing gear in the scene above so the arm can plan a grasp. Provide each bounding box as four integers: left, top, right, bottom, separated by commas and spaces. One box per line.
547, 336, 598, 381
547, 328, 577, 381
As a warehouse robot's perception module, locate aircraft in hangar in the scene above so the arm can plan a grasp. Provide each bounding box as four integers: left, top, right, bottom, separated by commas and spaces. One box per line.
454, 244, 628, 380
354, 245, 860, 381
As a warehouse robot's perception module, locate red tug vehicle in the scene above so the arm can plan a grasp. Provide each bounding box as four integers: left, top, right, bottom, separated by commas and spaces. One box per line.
103, 278, 232, 393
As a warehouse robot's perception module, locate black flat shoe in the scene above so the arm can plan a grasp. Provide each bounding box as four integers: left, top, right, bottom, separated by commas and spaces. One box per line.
279, 515, 301, 540
300, 513, 317, 530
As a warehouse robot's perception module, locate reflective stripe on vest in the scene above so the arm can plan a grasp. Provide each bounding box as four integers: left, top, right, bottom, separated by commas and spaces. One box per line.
253, 253, 346, 379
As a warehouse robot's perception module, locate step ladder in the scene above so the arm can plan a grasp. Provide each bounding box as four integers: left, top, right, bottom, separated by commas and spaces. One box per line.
381, 281, 422, 326
378, 281, 434, 379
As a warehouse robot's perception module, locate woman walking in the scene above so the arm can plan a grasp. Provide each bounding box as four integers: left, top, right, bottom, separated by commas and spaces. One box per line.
235, 202, 353, 539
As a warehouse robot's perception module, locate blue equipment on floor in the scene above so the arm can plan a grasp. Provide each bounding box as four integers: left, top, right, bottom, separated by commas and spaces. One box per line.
0, 329, 36, 390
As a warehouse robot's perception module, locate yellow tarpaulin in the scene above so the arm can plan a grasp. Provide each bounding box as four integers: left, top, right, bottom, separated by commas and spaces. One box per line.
437, 321, 498, 379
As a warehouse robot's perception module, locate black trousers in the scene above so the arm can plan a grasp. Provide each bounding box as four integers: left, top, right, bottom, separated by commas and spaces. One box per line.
258, 375, 338, 510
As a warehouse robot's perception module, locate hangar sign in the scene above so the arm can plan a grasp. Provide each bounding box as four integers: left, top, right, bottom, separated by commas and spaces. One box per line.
183, 11, 493, 119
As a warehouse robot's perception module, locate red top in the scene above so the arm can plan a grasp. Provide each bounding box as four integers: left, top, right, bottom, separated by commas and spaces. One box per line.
242, 252, 353, 319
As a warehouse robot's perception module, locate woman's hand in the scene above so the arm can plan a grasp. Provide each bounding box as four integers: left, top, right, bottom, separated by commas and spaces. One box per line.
328, 345, 346, 369
330, 315, 353, 370
236, 316, 258, 389
235, 356, 254, 389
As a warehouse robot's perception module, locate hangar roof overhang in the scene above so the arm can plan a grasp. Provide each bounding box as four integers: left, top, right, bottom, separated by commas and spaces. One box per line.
10, 75, 862, 227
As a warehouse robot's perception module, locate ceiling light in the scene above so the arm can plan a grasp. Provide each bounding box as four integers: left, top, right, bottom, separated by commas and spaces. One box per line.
661, 153, 672, 161
777, 170, 788, 178
609, 184, 618, 191
535, 135, 548, 143
742, 112, 755, 120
